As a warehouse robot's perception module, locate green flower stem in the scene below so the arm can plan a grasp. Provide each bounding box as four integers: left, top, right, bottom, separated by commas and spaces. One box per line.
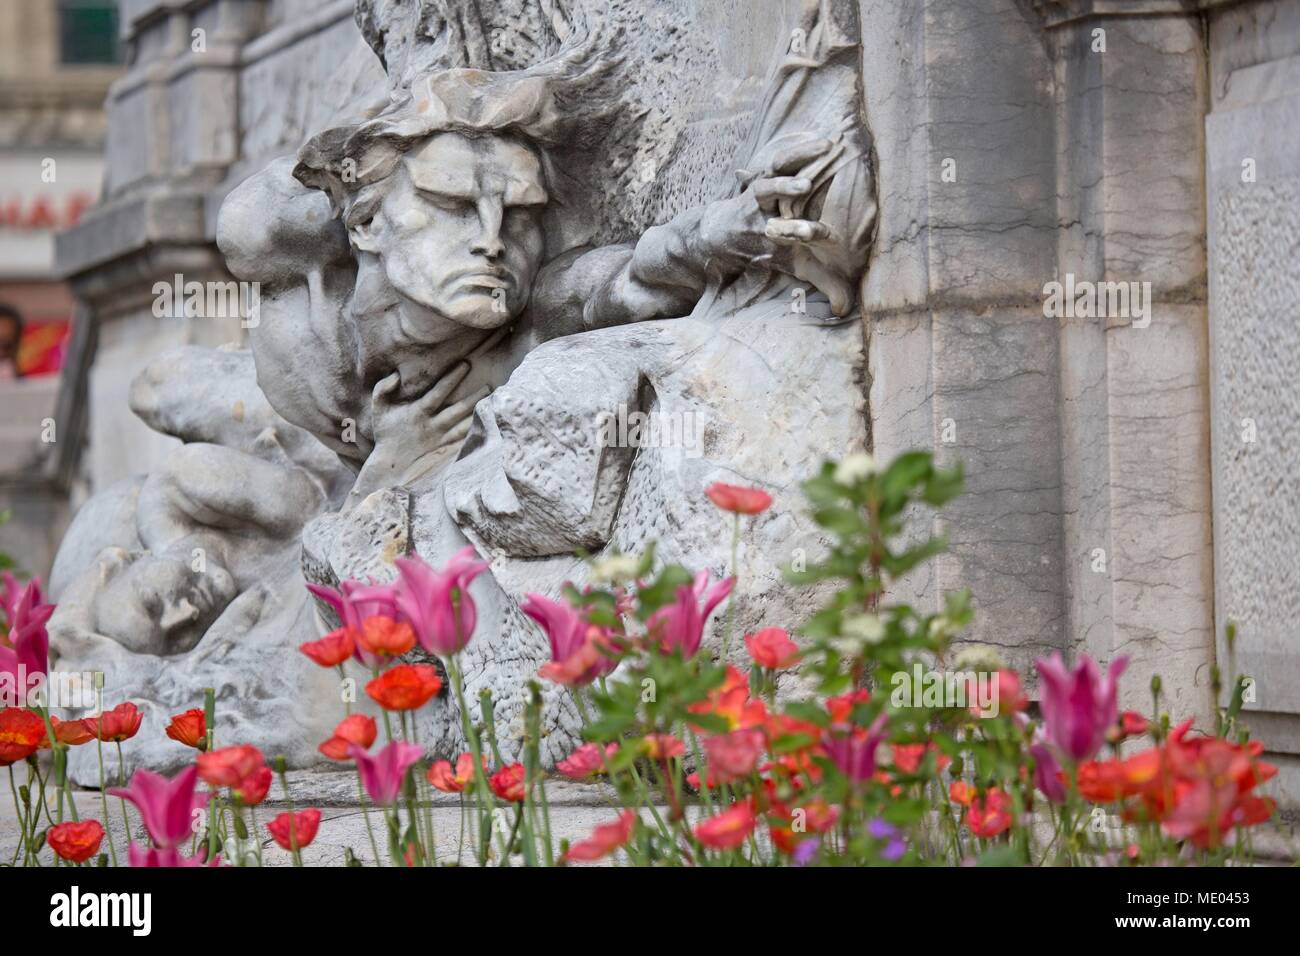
408, 718, 436, 867
722, 513, 740, 660
37, 705, 77, 823
94, 730, 117, 866
274, 759, 302, 866
635, 757, 676, 840
456, 793, 466, 864
444, 654, 494, 866
249, 803, 263, 866
356, 769, 383, 866
114, 741, 131, 843
9, 766, 27, 866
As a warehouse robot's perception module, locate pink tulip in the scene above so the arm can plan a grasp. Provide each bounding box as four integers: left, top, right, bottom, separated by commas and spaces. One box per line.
350, 740, 424, 805
128, 844, 220, 867
647, 571, 734, 658
522, 593, 616, 686
393, 548, 489, 656
305, 578, 401, 668
1035, 652, 1128, 762
821, 712, 889, 783
0, 578, 52, 699
1030, 736, 1067, 803
109, 765, 209, 848
0, 571, 25, 625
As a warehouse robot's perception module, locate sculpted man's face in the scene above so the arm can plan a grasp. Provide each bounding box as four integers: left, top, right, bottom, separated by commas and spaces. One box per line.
353, 131, 547, 332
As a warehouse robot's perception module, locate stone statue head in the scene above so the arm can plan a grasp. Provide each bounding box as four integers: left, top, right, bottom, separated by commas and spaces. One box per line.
296, 69, 567, 336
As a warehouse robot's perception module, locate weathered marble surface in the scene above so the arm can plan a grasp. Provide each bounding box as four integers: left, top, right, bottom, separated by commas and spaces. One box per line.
1204, 0, 1300, 805
39, 0, 1300, 808
47, 0, 875, 778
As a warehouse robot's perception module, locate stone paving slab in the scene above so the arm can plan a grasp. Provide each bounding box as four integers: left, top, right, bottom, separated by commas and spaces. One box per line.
0, 773, 655, 867
5, 773, 1296, 867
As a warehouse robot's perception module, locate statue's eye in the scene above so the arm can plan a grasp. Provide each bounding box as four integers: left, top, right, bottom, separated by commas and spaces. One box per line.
421, 192, 473, 213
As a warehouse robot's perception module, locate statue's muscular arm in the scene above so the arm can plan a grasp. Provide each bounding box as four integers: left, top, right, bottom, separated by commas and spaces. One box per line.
529, 139, 838, 340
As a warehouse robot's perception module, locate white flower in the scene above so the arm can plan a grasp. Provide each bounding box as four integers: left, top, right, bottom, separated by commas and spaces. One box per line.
952, 644, 1004, 673
841, 613, 886, 644
834, 452, 877, 486
590, 553, 640, 582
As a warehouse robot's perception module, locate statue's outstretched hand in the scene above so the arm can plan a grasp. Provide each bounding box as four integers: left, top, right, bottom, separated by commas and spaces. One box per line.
700, 137, 838, 267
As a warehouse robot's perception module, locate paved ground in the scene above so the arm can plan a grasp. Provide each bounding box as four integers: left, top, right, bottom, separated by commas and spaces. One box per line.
5, 770, 1296, 866
0, 770, 642, 867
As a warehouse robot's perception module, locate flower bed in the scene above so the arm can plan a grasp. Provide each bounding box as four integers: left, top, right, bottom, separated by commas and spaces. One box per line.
0, 452, 1280, 866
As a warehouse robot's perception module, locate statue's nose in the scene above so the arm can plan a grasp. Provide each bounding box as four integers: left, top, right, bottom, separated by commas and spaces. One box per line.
472, 235, 505, 260
472, 198, 505, 260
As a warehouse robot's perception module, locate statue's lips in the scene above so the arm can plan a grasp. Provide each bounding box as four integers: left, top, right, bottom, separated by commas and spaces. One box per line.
451, 271, 510, 292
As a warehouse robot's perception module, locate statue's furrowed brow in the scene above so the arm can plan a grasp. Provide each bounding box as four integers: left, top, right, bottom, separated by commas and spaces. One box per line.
503, 179, 548, 207
407, 161, 477, 199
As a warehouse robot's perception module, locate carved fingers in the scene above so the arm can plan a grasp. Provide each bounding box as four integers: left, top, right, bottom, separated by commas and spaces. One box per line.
415, 361, 471, 414
767, 137, 833, 176
371, 370, 403, 407
738, 137, 839, 252
764, 217, 832, 245
752, 176, 813, 213
429, 386, 491, 450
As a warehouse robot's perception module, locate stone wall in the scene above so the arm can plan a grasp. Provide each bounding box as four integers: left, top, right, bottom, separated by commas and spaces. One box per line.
1204, 0, 1300, 807
864, 0, 1217, 725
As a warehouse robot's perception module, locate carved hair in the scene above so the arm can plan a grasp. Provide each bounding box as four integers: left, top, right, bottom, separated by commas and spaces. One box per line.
294, 10, 616, 230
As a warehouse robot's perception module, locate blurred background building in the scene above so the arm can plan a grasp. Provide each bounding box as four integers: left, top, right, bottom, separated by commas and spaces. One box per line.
0, 0, 121, 579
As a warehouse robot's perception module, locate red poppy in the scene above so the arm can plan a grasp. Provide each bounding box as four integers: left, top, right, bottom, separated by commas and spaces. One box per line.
1152, 725, 1279, 848
965, 787, 1013, 839
83, 702, 142, 742
319, 714, 378, 761
744, 627, 800, 670
825, 689, 871, 725
41, 715, 94, 748
48, 820, 106, 863
768, 798, 839, 854
705, 482, 773, 515
267, 808, 322, 851
365, 664, 442, 711
0, 707, 46, 765
299, 628, 355, 668
165, 708, 206, 750
356, 616, 416, 657
1107, 709, 1150, 743
948, 781, 974, 806
490, 763, 526, 802
428, 752, 486, 793
233, 765, 273, 806
694, 802, 758, 849
642, 733, 686, 760
990, 670, 1029, 715
703, 728, 766, 783
197, 744, 266, 789
688, 666, 767, 731
1077, 749, 1162, 803
556, 742, 617, 780
564, 811, 636, 863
